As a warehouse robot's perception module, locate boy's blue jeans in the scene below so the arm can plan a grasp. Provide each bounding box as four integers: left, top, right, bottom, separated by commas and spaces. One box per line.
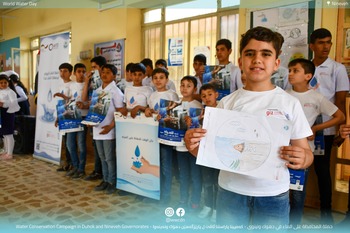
66, 126, 88, 172
160, 144, 173, 202
216, 186, 289, 226
95, 139, 116, 185
177, 151, 202, 205
202, 166, 220, 209
290, 168, 309, 225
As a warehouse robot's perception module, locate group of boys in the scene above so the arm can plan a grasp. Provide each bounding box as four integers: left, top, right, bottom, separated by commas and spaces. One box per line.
54, 26, 349, 226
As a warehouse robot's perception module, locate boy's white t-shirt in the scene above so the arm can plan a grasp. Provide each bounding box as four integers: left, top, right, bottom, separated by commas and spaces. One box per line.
287, 89, 338, 151
59, 80, 74, 98
217, 87, 312, 197
176, 99, 203, 152
313, 58, 350, 135
148, 89, 179, 111
117, 79, 133, 93
70, 82, 89, 117
93, 82, 124, 140
142, 76, 152, 87
124, 86, 153, 110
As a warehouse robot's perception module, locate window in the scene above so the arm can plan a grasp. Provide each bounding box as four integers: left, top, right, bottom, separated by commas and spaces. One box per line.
143, 27, 162, 61
221, 0, 240, 8
220, 14, 239, 65
143, 1, 239, 92
144, 8, 162, 23
165, 0, 217, 22
165, 22, 189, 92
190, 16, 217, 65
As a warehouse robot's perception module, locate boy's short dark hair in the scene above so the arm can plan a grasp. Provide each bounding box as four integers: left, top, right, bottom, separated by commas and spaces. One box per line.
131, 63, 146, 74
181, 75, 197, 88
155, 59, 167, 68
102, 64, 118, 76
193, 54, 207, 65
152, 67, 169, 79
59, 63, 73, 72
240, 27, 281, 58
275, 31, 284, 49
288, 58, 315, 77
310, 28, 332, 44
216, 39, 232, 50
140, 58, 153, 69
74, 63, 86, 72
126, 62, 134, 72
90, 56, 107, 67
200, 83, 217, 94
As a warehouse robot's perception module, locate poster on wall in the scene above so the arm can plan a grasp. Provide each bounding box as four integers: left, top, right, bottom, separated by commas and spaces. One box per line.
252, 8, 279, 30
115, 113, 160, 200
168, 38, 183, 66
33, 32, 70, 165
278, 2, 308, 26
0, 37, 20, 73
252, 2, 310, 66
94, 39, 125, 82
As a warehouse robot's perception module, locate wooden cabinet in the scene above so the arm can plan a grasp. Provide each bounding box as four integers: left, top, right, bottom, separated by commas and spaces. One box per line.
336, 7, 350, 64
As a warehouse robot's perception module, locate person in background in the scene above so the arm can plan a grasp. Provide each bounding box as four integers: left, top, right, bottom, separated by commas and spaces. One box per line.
123, 63, 153, 118
82, 56, 107, 181
197, 83, 219, 222
140, 58, 154, 88
0, 74, 20, 160
92, 64, 125, 195
7, 71, 30, 115
117, 62, 134, 93
203, 39, 242, 98
287, 58, 344, 225
154, 59, 176, 92
144, 67, 179, 205
66, 63, 89, 179
176, 76, 202, 211
309, 28, 349, 222
54, 63, 74, 173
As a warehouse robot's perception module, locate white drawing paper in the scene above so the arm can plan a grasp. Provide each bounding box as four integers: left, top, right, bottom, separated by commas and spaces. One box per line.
278, 2, 308, 26
197, 107, 292, 180
252, 8, 279, 30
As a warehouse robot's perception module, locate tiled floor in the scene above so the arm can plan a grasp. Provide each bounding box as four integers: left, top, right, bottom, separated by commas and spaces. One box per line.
0, 154, 349, 233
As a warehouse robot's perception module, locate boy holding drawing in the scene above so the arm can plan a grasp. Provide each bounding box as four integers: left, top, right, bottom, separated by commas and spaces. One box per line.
184, 26, 313, 225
